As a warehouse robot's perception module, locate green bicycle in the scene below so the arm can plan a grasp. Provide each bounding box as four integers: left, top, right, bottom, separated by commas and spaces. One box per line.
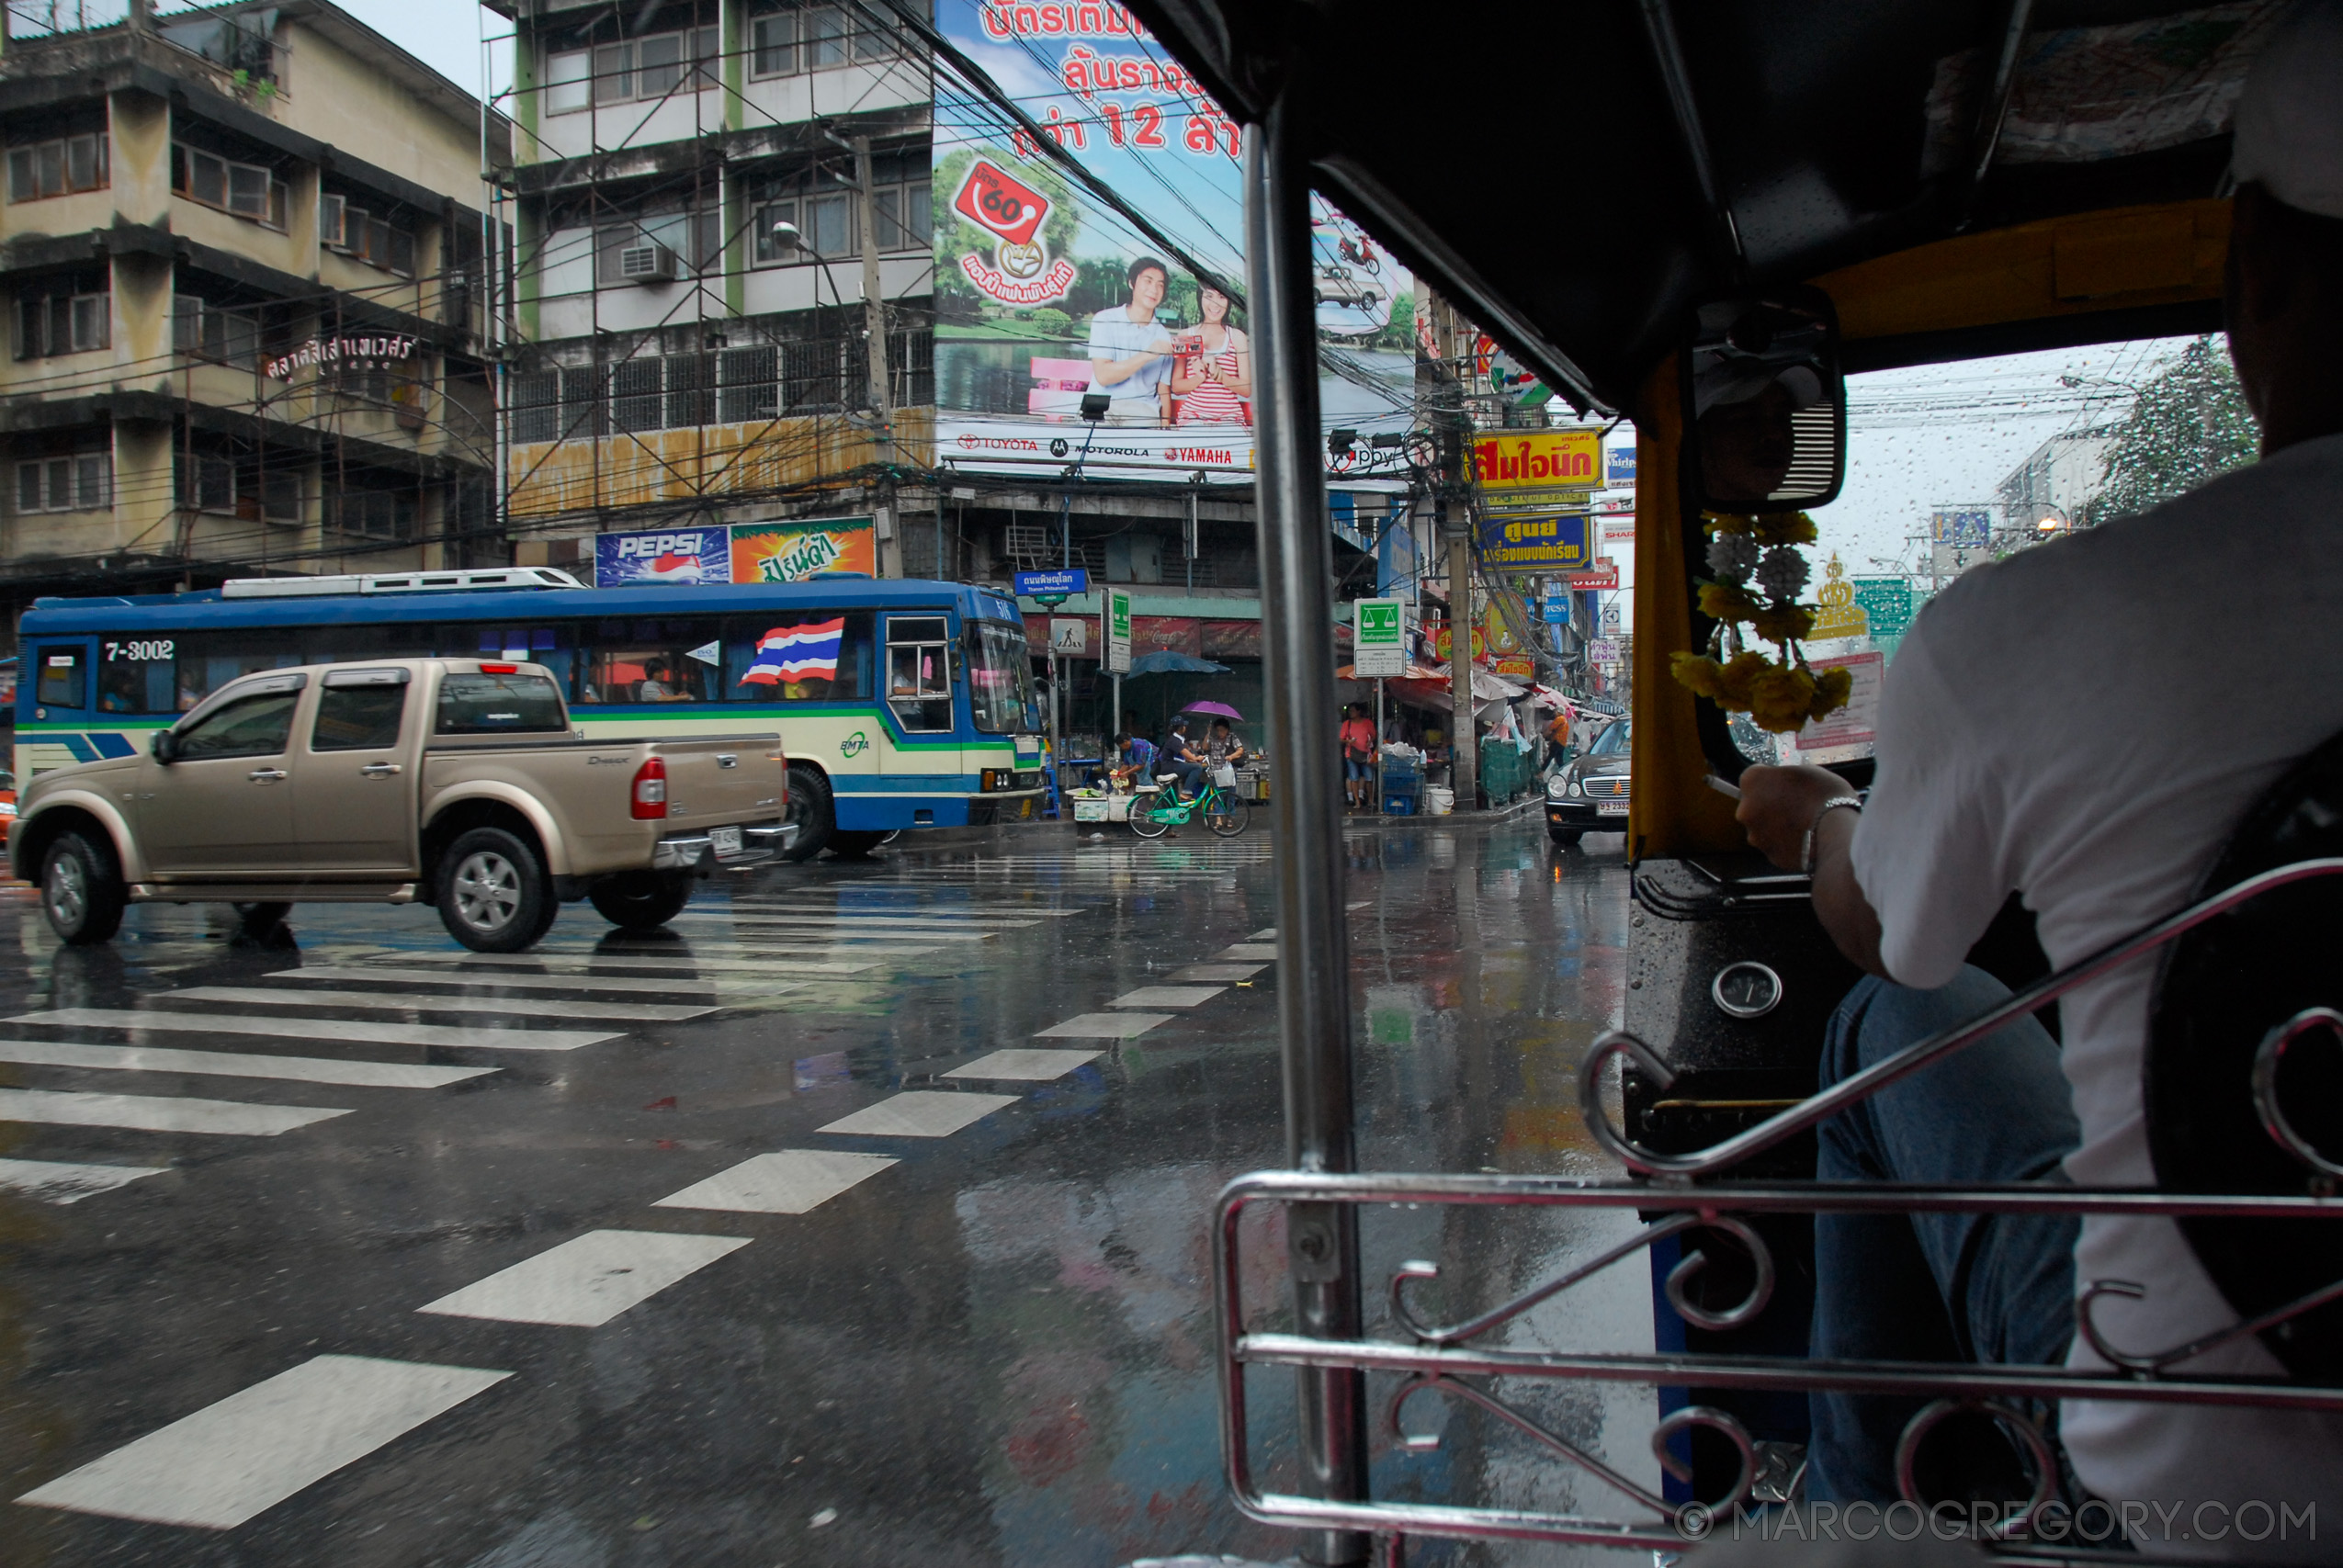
1128, 773, 1251, 838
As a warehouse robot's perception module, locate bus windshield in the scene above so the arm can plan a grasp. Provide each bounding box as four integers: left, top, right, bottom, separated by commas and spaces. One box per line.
966, 621, 1036, 735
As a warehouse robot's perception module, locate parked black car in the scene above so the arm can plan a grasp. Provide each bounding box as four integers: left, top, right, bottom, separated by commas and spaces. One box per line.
1545, 718, 1629, 845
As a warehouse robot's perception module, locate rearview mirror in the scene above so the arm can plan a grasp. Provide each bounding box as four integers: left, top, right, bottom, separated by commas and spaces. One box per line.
151, 730, 180, 764
1684, 289, 1846, 513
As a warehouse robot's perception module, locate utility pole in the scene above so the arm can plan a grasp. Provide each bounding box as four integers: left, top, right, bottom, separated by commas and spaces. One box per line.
854, 136, 895, 572
1427, 291, 1477, 812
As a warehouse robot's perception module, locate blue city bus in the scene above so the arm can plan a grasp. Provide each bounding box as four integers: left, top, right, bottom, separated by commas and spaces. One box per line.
13, 570, 1047, 858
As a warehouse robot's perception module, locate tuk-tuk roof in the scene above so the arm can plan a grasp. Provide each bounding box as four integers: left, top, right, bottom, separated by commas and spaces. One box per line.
1128, 1, 2254, 409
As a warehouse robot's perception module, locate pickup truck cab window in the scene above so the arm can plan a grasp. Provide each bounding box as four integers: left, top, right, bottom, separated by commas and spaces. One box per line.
436, 671, 568, 734
884, 616, 952, 731
312, 669, 411, 751
177, 690, 297, 760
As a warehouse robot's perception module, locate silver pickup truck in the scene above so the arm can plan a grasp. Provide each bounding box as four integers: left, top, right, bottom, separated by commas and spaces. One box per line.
8, 658, 794, 952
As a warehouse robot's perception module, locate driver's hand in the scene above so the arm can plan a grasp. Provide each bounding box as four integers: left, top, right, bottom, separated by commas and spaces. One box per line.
1736, 764, 1857, 871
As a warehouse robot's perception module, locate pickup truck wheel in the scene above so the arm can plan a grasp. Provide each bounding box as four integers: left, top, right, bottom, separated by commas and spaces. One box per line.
42, 830, 126, 946
437, 827, 556, 953
780, 763, 833, 863
588, 871, 694, 931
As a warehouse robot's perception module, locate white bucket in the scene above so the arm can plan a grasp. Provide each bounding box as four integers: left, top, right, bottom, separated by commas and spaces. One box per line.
1426, 786, 1455, 816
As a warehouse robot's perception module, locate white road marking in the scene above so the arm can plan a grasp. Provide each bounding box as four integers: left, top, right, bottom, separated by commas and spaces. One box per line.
716, 908, 1038, 929
1109, 986, 1225, 1009
267, 965, 761, 999
1169, 964, 1267, 982
159, 986, 713, 1024
12, 1009, 618, 1053
14, 1354, 511, 1529
379, 951, 883, 977
816, 1091, 1017, 1138
0, 1088, 349, 1136
1348, 900, 1372, 910
1034, 1012, 1172, 1040
653, 1150, 897, 1214
0, 1039, 493, 1090
417, 1230, 751, 1327
0, 1157, 167, 1204
1251, 928, 1277, 939
667, 916, 995, 942
943, 1049, 1101, 1081
1217, 944, 1278, 961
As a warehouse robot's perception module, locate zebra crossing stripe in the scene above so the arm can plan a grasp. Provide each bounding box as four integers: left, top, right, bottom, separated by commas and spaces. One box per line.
0, 1088, 349, 1136
653, 1150, 896, 1214
416, 1230, 751, 1327
0, 1157, 167, 1204
379, 952, 883, 977
942, 1049, 1100, 1082
9, 1010, 620, 1053
13, 1354, 511, 1529
815, 1091, 1016, 1138
0, 1039, 493, 1089
263, 965, 759, 999
157, 986, 715, 1024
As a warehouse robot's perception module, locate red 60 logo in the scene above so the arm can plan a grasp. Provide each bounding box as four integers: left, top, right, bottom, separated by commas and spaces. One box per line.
953, 158, 1051, 249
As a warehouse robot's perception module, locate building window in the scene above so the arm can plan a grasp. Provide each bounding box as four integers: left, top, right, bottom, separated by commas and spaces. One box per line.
17, 287, 110, 358
173, 296, 263, 367
171, 142, 287, 228
751, 158, 927, 265
594, 209, 723, 284
547, 27, 719, 112
325, 483, 419, 540
320, 194, 417, 276
17, 451, 112, 513
748, 0, 920, 77
509, 369, 561, 445
177, 452, 301, 524
6, 132, 108, 202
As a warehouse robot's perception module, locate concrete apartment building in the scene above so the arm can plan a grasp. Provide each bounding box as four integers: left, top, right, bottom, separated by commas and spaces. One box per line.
0, 0, 507, 610
495, 0, 935, 572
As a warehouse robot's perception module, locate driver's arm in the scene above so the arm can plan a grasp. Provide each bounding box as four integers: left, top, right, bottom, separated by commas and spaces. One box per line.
1736, 764, 1885, 976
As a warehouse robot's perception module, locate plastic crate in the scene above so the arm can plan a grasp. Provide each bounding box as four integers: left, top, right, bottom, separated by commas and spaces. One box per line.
1384, 795, 1415, 815
1072, 796, 1111, 822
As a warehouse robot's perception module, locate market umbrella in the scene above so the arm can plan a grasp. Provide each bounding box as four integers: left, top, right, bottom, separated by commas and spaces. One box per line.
1126, 649, 1229, 676
1182, 699, 1244, 720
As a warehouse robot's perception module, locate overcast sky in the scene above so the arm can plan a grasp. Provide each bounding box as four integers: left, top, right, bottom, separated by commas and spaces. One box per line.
323, 0, 512, 104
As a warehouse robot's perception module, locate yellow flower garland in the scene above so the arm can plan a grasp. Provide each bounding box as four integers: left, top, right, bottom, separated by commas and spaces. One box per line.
1670, 512, 1853, 734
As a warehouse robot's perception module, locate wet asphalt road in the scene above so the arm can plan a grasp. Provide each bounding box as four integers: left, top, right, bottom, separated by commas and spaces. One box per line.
0, 814, 1645, 1568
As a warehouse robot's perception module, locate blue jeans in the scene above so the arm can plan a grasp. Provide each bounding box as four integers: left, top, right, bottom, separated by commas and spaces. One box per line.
1808, 965, 2082, 1503
1162, 760, 1204, 798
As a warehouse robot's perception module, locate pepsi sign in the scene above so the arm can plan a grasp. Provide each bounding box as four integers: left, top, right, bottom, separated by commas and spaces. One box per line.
595, 527, 728, 588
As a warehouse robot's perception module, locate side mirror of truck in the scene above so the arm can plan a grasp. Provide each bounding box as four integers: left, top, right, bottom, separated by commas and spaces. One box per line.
151, 730, 179, 764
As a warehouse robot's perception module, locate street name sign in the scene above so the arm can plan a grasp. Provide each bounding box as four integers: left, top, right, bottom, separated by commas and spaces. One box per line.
1014, 569, 1088, 604
1104, 588, 1132, 674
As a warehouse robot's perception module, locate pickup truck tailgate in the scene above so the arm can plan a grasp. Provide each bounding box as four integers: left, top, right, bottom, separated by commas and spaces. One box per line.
656, 739, 786, 828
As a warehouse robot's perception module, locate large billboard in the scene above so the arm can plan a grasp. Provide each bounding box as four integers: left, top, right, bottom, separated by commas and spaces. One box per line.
593, 518, 877, 588
933, 2, 1414, 482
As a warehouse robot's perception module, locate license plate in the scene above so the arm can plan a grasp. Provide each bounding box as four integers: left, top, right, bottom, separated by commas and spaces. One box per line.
1597, 800, 1629, 817
710, 826, 744, 856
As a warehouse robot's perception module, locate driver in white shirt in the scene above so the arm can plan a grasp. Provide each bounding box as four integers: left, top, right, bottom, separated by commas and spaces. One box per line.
1732, 8, 2343, 1556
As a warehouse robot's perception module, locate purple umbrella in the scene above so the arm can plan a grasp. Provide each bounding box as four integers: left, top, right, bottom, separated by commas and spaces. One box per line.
1182, 699, 1244, 720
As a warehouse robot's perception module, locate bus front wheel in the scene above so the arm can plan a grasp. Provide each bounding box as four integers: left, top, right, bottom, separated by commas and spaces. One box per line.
781, 764, 834, 863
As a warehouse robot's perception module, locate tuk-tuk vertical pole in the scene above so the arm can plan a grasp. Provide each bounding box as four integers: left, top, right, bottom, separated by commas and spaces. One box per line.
1246, 95, 1369, 1567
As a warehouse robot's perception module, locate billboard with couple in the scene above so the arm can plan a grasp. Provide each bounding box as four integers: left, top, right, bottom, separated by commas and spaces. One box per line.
932, 2, 1415, 481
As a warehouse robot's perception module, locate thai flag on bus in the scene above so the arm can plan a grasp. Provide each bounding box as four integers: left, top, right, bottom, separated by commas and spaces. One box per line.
740, 619, 844, 685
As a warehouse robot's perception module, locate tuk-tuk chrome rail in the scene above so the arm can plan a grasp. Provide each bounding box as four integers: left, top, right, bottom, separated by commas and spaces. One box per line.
1213, 1175, 2343, 1550
1579, 855, 2343, 1180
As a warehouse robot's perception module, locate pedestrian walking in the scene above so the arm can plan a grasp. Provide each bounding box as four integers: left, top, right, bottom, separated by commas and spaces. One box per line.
1340, 703, 1376, 812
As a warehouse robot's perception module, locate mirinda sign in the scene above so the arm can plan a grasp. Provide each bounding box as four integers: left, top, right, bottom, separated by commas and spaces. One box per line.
1474, 429, 1601, 511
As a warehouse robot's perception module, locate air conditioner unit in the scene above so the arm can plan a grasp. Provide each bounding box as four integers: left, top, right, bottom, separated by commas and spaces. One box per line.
618, 243, 677, 283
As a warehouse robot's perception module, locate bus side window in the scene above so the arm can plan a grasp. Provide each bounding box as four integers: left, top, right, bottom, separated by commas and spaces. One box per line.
884, 616, 953, 731
34, 645, 85, 710
725, 611, 872, 702
582, 619, 721, 705
96, 637, 176, 713
457, 624, 576, 698
174, 631, 302, 712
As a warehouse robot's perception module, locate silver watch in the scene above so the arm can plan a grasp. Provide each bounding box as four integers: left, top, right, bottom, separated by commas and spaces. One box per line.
1800, 795, 1864, 876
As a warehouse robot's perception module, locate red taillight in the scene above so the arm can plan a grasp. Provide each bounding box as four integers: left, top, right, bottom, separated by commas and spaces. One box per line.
480, 662, 518, 674
631, 755, 668, 819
